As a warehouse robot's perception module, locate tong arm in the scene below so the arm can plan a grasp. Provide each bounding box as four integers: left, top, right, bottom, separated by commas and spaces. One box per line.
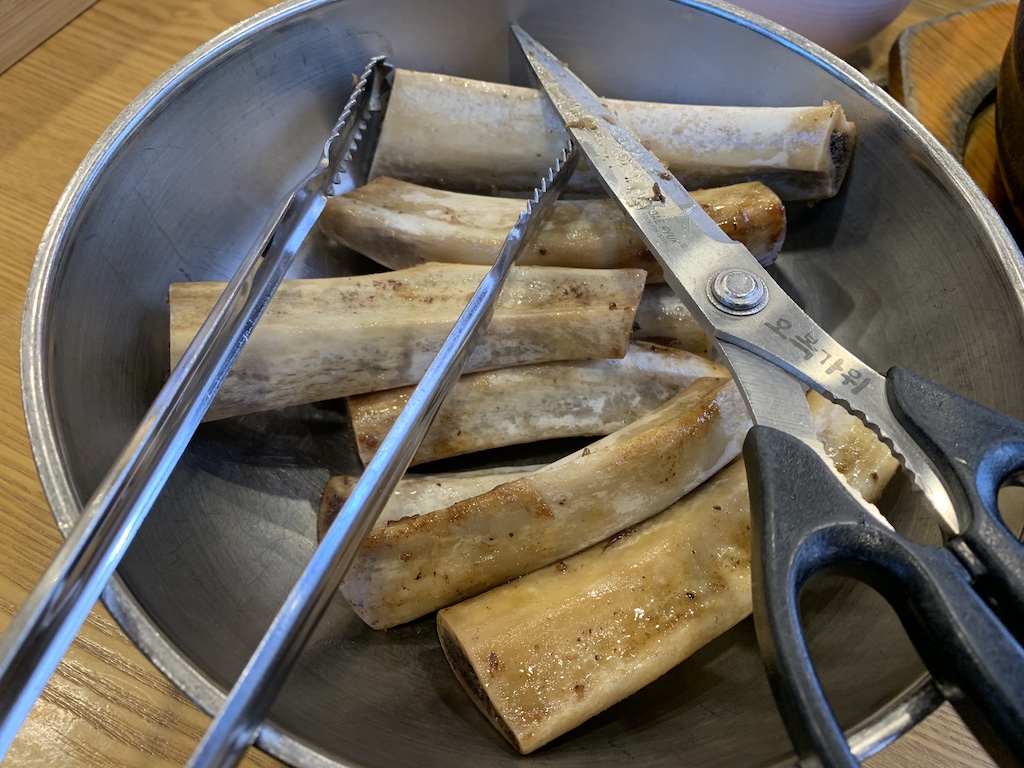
186, 141, 580, 768
0, 56, 393, 760
0, 174, 321, 759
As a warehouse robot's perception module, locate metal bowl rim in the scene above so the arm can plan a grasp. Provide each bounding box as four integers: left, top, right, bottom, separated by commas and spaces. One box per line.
19, 0, 1024, 765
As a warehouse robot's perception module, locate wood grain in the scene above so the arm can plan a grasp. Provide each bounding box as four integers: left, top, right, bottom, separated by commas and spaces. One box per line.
0, 1, 1001, 766
0, 0, 98, 74
888, 0, 1016, 213
890, 0, 1016, 158
0, 4, 285, 765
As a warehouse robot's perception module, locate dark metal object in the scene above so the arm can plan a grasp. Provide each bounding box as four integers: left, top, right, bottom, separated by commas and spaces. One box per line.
997, 2, 1024, 228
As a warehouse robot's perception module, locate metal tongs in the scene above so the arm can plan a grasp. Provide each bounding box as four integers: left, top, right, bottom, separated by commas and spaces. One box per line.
186, 141, 579, 767
0, 53, 582, 765
511, 25, 1024, 768
0, 57, 395, 758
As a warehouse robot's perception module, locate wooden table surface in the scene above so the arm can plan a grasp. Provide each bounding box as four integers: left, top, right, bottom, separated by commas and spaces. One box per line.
0, 0, 1007, 765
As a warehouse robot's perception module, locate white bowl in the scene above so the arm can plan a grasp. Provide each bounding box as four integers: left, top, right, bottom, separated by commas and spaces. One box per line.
730, 0, 912, 55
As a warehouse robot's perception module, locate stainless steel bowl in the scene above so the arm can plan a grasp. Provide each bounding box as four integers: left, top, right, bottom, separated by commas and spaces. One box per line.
22, 0, 1024, 765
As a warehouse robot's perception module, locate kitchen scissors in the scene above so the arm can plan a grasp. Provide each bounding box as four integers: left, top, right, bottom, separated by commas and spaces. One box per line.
513, 24, 1024, 768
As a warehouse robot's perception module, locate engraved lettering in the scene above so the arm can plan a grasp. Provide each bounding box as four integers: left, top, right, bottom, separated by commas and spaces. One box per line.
825, 357, 845, 375
789, 331, 820, 361
840, 368, 870, 394
765, 317, 792, 339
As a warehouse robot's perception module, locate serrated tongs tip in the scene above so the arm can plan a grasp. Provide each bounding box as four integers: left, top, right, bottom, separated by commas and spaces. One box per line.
517, 138, 579, 246
322, 56, 394, 196
526, 139, 578, 213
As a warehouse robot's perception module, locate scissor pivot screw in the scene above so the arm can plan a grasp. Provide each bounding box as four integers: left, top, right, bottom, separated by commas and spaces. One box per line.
708, 269, 769, 315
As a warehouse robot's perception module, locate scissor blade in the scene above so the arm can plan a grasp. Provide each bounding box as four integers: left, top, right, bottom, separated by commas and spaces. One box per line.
511, 26, 826, 439
511, 27, 754, 307
511, 24, 958, 532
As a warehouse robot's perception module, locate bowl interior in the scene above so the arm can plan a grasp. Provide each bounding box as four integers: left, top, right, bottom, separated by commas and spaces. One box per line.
26, 0, 1024, 766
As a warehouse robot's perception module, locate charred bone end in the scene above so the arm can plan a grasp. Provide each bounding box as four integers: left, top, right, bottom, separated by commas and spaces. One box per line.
437, 615, 526, 753
830, 127, 855, 194
319, 475, 355, 541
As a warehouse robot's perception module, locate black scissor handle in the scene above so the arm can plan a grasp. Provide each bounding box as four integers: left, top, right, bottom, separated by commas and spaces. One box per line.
745, 426, 1024, 768
886, 365, 1024, 641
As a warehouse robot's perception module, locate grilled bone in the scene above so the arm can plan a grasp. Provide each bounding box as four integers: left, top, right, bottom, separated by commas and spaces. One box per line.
339, 377, 749, 629
634, 283, 711, 356
320, 177, 787, 275
369, 68, 856, 201
318, 465, 544, 541
169, 263, 645, 421
436, 393, 899, 754
344, 341, 728, 466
